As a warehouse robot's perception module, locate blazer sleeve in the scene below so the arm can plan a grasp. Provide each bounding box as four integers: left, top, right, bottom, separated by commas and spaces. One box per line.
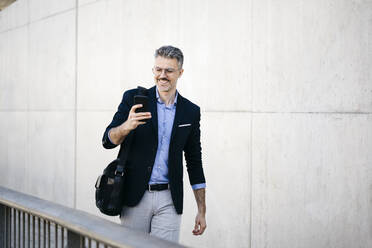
184, 107, 206, 186
102, 90, 132, 149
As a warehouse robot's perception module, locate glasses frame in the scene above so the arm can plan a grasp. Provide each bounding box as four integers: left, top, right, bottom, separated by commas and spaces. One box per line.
152, 66, 180, 76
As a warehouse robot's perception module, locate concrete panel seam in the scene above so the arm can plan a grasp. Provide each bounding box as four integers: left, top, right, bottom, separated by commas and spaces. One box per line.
0, 7, 76, 35
0, 23, 28, 34
78, 0, 103, 9
249, 0, 254, 247
205, 111, 372, 114
30, 7, 76, 24
0, 109, 77, 112
73, 0, 79, 210
250, 111, 372, 115
1, 110, 372, 115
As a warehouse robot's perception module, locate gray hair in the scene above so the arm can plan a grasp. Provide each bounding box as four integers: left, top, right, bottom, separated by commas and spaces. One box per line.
154, 45, 184, 69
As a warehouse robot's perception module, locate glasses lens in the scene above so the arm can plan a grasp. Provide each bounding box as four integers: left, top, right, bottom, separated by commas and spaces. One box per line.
153, 67, 176, 75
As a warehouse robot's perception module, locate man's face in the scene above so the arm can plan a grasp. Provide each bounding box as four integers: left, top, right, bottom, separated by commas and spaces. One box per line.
153, 56, 183, 93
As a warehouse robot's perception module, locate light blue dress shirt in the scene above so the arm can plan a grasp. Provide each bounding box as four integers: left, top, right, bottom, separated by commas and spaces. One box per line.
149, 88, 206, 190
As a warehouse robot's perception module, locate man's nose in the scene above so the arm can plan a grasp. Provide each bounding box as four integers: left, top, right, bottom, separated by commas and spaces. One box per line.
160, 69, 167, 77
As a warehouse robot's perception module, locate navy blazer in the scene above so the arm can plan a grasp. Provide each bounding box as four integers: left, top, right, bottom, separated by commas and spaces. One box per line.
102, 86, 206, 214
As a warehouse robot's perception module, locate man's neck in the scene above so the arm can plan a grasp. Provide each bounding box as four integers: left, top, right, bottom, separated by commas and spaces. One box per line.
158, 89, 177, 106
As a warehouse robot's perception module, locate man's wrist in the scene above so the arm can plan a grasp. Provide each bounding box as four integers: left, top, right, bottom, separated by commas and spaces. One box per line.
193, 188, 206, 215
108, 123, 130, 145
119, 121, 131, 136
198, 209, 206, 216
197, 202, 206, 215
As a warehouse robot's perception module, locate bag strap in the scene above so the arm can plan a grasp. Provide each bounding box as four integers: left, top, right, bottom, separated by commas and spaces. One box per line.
109, 128, 134, 210
109, 86, 147, 208
117, 131, 134, 167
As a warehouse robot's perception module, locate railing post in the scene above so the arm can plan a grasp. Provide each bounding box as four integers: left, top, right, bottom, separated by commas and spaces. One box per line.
68, 230, 82, 248
0, 205, 5, 247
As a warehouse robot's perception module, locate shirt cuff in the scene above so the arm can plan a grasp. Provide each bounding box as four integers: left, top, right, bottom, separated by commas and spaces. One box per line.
191, 183, 206, 190
107, 128, 115, 144
102, 128, 118, 149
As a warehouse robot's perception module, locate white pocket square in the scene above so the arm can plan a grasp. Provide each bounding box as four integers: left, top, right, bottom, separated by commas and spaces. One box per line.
178, 123, 191, 127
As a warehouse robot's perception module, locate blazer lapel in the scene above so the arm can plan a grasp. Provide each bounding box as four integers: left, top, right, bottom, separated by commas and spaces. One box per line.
170, 93, 184, 144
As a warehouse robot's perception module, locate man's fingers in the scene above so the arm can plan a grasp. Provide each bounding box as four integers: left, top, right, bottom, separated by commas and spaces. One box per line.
129, 112, 151, 121
135, 112, 152, 118
130, 104, 143, 113
192, 221, 201, 235
194, 222, 199, 231
192, 215, 206, 235
135, 112, 151, 116
132, 115, 151, 121
125, 111, 151, 130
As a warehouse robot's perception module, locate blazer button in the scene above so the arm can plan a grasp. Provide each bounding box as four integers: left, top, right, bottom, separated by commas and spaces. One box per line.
147, 166, 152, 173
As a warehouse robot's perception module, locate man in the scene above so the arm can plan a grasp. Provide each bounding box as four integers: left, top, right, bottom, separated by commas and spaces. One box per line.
102, 46, 206, 242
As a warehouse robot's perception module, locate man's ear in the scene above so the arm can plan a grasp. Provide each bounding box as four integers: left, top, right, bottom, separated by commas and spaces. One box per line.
178, 68, 184, 78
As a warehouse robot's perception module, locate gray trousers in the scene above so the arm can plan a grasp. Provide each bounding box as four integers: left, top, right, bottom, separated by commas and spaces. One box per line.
120, 189, 182, 242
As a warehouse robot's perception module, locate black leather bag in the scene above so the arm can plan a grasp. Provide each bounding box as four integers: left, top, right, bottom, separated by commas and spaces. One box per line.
95, 133, 133, 216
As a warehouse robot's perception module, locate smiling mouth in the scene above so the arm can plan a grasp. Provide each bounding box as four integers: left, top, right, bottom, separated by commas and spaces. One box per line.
159, 79, 169, 84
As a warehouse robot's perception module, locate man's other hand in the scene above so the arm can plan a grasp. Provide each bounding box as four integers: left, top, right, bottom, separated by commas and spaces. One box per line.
192, 212, 206, 235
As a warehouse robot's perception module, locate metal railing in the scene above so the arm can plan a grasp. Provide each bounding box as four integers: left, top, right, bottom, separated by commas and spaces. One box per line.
0, 186, 185, 248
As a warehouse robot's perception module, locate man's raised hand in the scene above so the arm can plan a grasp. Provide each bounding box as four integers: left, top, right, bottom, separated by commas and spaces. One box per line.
123, 104, 152, 131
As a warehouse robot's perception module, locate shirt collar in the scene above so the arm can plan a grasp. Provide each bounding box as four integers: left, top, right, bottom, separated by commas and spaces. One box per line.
156, 87, 178, 106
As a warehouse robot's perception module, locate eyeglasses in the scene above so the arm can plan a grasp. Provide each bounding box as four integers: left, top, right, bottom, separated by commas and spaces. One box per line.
152, 67, 178, 76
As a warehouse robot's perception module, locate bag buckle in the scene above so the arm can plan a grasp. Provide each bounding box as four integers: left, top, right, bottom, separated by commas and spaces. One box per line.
95, 175, 102, 189
114, 170, 124, 176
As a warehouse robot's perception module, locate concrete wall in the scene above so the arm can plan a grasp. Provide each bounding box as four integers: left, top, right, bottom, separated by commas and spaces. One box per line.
0, 0, 371, 247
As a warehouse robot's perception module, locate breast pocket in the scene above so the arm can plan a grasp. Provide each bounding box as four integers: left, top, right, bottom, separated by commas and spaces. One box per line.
176, 124, 192, 148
